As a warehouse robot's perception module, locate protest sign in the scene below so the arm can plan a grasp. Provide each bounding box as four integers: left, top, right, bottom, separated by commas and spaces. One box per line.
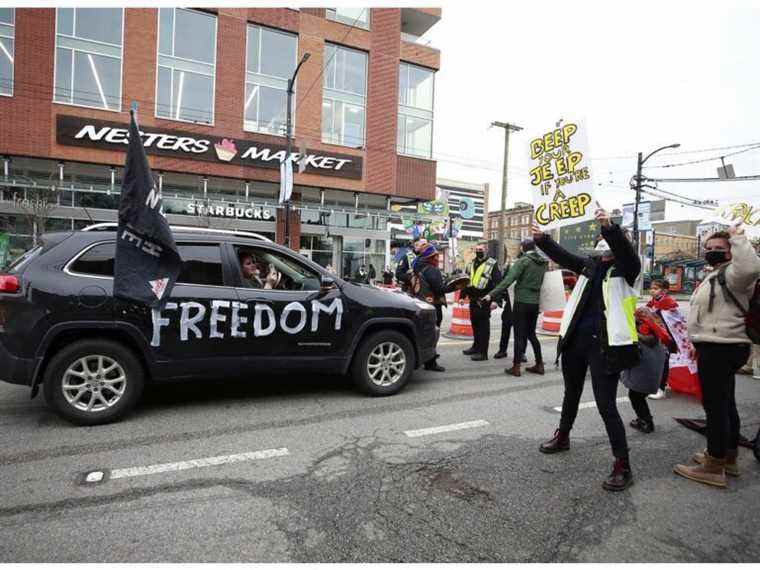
529, 119, 596, 232
707, 201, 760, 238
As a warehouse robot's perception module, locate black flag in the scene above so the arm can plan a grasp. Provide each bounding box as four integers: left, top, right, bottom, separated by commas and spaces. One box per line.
114, 110, 181, 308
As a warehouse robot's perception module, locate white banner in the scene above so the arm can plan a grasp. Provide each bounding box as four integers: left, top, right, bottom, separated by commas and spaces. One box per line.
278, 159, 293, 203
529, 119, 596, 232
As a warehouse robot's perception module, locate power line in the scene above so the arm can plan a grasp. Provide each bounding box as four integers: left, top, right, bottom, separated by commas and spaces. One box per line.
643, 144, 760, 169
591, 141, 760, 161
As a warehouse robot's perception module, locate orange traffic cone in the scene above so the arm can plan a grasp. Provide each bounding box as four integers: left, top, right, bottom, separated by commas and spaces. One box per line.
444, 301, 473, 339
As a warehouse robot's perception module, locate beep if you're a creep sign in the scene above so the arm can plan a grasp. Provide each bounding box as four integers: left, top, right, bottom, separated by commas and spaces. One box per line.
529, 120, 596, 232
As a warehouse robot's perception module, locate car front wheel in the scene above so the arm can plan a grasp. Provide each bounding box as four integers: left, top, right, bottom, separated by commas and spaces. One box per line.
43, 339, 145, 426
351, 330, 414, 396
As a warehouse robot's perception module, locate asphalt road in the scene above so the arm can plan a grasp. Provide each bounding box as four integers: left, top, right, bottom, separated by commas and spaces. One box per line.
1, 315, 759, 562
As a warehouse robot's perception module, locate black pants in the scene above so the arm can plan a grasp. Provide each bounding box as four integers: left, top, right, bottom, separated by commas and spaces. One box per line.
559, 333, 629, 459
659, 354, 670, 390
628, 389, 652, 422
469, 301, 492, 356
425, 305, 444, 366
513, 302, 542, 366
499, 302, 513, 353
694, 342, 750, 459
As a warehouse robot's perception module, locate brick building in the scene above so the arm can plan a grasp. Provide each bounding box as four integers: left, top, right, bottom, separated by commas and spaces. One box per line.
484, 201, 533, 260
0, 7, 440, 277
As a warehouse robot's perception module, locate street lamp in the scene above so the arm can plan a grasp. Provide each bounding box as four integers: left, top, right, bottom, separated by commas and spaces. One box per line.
633, 143, 680, 252
284, 52, 311, 249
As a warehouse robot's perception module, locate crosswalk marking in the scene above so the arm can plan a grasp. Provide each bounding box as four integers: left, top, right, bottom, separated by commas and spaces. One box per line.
552, 396, 628, 413
403, 419, 490, 438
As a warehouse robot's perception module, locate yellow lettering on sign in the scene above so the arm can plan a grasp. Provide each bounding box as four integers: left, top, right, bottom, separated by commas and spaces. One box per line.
530, 123, 579, 160
534, 193, 593, 227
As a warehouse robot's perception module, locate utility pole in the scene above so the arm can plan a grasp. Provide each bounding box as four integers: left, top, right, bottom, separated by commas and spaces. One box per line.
492, 121, 523, 265
633, 152, 643, 255
283, 53, 310, 249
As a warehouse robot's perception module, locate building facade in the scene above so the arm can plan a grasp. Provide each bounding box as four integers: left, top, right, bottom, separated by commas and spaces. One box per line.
485, 201, 533, 260
0, 7, 440, 277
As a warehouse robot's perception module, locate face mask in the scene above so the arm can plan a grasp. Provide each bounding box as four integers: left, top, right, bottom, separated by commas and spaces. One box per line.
705, 250, 729, 266
475, 251, 485, 260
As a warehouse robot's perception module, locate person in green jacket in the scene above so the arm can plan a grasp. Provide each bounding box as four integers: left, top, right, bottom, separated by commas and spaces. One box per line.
483, 239, 547, 376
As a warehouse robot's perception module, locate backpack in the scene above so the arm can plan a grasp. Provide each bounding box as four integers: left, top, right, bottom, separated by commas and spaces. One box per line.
716, 266, 760, 344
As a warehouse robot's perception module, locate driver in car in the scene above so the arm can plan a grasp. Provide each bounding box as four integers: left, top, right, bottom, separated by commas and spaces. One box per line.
239, 251, 280, 289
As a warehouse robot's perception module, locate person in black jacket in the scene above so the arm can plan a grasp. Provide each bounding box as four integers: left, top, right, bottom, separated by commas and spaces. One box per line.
411, 243, 446, 372
494, 258, 514, 360
532, 206, 641, 492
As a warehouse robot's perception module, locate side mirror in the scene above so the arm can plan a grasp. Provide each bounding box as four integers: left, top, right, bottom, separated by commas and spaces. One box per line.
319, 275, 337, 293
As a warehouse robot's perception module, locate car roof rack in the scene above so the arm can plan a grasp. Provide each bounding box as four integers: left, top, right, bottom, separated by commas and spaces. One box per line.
80, 222, 272, 242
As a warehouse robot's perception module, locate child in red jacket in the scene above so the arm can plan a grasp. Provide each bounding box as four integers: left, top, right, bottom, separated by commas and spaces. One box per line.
623, 307, 675, 433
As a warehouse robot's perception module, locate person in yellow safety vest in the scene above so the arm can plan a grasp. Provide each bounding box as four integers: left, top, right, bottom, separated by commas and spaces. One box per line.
395, 239, 425, 292
461, 243, 502, 361
531, 205, 640, 493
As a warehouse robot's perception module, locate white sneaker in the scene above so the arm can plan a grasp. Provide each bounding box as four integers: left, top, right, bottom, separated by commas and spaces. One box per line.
648, 388, 667, 400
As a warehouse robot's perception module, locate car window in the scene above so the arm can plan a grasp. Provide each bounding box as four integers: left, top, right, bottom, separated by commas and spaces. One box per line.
69, 242, 115, 276
235, 245, 321, 291
177, 244, 224, 286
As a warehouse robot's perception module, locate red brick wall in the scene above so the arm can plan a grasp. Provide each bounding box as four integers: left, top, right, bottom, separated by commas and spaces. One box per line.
396, 155, 436, 201
0, 8, 436, 203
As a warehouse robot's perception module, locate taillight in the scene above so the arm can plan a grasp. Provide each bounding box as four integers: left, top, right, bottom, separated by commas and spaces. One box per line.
0, 275, 20, 293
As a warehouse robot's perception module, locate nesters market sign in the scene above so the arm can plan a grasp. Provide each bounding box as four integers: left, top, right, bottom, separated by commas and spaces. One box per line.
56, 115, 363, 180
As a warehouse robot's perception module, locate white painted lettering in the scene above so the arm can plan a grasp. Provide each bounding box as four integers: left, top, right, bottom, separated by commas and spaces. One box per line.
180, 301, 206, 341
145, 187, 162, 210
209, 300, 230, 339
175, 137, 196, 152
151, 302, 178, 347
311, 298, 343, 332
193, 140, 210, 153
333, 159, 351, 171
281, 302, 307, 334
254, 303, 276, 337
231, 301, 248, 338
142, 133, 162, 147
318, 157, 336, 169
269, 150, 287, 163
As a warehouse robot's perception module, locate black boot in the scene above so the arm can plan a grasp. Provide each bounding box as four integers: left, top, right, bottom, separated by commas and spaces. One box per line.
539, 429, 570, 454
493, 350, 508, 359
602, 457, 633, 491
424, 358, 445, 372
462, 347, 478, 355
470, 353, 488, 361
630, 418, 655, 434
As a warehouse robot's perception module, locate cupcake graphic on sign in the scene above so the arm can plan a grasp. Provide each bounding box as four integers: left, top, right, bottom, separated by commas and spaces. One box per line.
214, 138, 238, 162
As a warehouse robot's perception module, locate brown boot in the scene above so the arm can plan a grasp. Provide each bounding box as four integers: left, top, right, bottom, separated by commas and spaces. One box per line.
693, 448, 740, 477
539, 429, 570, 454
674, 451, 727, 488
526, 362, 545, 375
505, 363, 521, 377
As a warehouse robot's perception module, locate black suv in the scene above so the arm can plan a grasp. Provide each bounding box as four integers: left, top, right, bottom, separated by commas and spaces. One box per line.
0, 225, 438, 425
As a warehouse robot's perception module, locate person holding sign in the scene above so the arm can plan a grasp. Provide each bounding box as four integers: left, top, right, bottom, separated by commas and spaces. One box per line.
531, 204, 640, 492
482, 240, 548, 376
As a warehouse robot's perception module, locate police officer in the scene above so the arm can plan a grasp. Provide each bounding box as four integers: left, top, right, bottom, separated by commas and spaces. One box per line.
396, 239, 424, 292
462, 243, 502, 361
411, 243, 446, 372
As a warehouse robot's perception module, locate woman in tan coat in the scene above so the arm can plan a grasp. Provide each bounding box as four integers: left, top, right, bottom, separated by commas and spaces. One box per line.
674, 225, 760, 487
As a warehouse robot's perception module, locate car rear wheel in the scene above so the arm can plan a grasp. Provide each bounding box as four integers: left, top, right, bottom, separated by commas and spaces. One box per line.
43, 339, 144, 426
351, 330, 414, 396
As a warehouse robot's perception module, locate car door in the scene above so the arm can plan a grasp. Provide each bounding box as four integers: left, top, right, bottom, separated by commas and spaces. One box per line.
229, 242, 347, 360
139, 241, 241, 378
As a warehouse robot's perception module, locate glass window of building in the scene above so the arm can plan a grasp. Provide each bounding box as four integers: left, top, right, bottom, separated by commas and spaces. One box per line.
0, 8, 14, 96
397, 62, 434, 159
322, 43, 367, 148
156, 8, 216, 125
325, 7, 370, 30
54, 8, 124, 111
245, 24, 297, 135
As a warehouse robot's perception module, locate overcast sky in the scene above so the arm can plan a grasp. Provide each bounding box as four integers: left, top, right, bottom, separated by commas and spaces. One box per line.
420, 0, 760, 221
